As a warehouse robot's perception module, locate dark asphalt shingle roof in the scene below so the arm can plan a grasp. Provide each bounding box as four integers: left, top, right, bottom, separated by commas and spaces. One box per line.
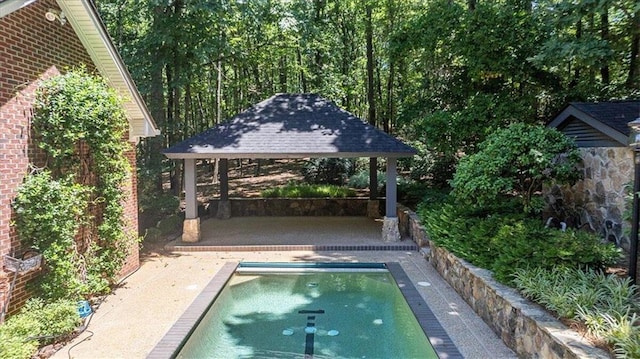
163, 93, 416, 159
547, 100, 640, 146
569, 101, 640, 136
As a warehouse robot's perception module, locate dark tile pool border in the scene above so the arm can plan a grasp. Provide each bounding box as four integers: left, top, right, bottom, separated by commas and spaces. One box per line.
146, 262, 239, 359
147, 261, 461, 359
165, 244, 419, 252
386, 262, 464, 359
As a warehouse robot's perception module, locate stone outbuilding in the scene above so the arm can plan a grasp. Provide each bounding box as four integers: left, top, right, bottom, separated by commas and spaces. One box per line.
547, 101, 640, 250
163, 93, 416, 243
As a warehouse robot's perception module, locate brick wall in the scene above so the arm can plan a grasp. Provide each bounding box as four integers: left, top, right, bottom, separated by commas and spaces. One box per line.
0, 0, 140, 316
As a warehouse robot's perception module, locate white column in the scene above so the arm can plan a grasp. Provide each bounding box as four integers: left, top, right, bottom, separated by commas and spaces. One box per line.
385, 157, 397, 217
182, 159, 201, 242
184, 159, 198, 219
383, 157, 400, 242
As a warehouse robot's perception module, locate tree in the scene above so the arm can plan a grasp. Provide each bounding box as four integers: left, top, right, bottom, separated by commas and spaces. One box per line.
451, 123, 582, 213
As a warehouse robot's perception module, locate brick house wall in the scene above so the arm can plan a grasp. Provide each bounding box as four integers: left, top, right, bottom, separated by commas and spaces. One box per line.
0, 0, 140, 316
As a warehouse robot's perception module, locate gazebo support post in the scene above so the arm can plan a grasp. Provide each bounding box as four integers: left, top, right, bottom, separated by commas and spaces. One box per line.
382, 157, 401, 242
182, 159, 201, 242
217, 158, 231, 219
367, 157, 380, 218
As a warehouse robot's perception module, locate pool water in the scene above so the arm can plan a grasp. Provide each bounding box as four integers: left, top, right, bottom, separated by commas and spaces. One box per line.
177, 264, 439, 359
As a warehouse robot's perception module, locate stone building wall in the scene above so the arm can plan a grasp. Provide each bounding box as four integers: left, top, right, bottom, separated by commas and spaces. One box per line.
545, 147, 633, 250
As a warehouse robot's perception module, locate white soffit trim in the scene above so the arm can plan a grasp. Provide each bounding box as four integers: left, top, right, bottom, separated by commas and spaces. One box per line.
0, 0, 37, 18
56, 0, 160, 141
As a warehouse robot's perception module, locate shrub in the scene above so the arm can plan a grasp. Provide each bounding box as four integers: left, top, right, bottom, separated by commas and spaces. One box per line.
302, 158, 355, 185
12, 171, 93, 299
262, 183, 356, 198
451, 123, 582, 213
0, 298, 81, 359
347, 170, 385, 190
513, 267, 640, 358
419, 196, 620, 282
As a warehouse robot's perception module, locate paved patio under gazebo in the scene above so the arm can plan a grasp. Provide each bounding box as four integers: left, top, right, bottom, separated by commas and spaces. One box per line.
163, 93, 416, 244
165, 216, 419, 251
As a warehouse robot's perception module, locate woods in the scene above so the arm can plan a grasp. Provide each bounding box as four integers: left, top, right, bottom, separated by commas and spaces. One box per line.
94, 0, 640, 196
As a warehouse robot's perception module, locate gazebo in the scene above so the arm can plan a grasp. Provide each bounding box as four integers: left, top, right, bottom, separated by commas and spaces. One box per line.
163, 93, 416, 243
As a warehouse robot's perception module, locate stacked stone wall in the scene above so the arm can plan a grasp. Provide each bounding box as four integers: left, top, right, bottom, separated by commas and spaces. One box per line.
397, 205, 610, 358
207, 198, 384, 217
545, 147, 633, 250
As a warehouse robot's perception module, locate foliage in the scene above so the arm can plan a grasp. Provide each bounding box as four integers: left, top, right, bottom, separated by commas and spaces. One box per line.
12, 171, 93, 299
302, 158, 356, 185
347, 170, 386, 191
451, 123, 582, 213
0, 298, 81, 359
513, 267, 640, 358
419, 197, 620, 282
398, 140, 434, 182
94, 0, 640, 196
21, 68, 133, 298
261, 183, 355, 198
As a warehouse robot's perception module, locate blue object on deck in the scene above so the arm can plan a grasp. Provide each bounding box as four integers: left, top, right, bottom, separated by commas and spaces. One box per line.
78, 300, 92, 318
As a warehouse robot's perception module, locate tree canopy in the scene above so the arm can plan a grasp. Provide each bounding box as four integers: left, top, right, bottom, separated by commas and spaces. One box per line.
94, 0, 640, 191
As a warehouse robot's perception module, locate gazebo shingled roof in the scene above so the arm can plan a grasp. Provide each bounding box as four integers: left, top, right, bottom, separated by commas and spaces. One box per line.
163, 93, 415, 243
163, 93, 416, 159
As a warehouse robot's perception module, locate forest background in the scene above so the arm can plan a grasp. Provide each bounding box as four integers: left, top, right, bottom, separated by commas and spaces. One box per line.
94, 0, 640, 202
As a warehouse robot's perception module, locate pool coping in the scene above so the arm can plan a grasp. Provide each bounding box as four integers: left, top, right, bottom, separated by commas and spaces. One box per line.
147, 261, 462, 359
165, 244, 419, 252
146, 262, 238, 359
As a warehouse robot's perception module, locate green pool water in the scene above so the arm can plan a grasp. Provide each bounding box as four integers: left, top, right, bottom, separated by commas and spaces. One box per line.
176, 265, 439, 359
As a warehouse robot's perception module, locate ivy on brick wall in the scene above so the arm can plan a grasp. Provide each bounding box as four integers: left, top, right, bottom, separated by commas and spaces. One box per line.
13, 67, 133, 299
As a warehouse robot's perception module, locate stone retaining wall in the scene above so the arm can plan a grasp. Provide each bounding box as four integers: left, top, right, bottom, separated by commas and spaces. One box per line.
396, 204, 610, 359
206, 198, 383, 217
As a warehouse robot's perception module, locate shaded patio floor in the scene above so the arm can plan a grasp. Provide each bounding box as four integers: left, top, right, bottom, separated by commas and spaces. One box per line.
167, 216, 418, 251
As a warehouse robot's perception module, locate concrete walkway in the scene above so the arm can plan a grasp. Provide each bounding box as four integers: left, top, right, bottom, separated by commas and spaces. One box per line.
51, 218, 517, 359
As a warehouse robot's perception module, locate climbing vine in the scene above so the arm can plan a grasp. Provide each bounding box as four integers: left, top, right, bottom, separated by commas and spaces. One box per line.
16, 67, 133, 298
13, 171, 91, 299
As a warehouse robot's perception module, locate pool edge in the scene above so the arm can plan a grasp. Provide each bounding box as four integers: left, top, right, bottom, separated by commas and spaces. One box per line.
148, 261, 463, 359
387, 262, 464, 359
146, 262, 239, 359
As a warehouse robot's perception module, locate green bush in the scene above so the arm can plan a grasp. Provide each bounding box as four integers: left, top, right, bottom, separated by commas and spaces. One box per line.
261, 183, 356, 198
513, 267, 640, 358
451, 123, 582, 213
347, 170, 385, 190
302, 158, 355, 185
12, 171, 92, 299
419, 196, 620, 282
0, 298, 81, 359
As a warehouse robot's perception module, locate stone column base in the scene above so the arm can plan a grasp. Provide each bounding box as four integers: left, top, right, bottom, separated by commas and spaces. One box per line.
182, 218, 201, 243
217, 200, 231, 219
367, 200, 380, 218
382, 216, 401, 242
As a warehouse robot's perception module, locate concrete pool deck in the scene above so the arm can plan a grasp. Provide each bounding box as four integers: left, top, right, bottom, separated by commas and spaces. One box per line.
51, 218, 518, 359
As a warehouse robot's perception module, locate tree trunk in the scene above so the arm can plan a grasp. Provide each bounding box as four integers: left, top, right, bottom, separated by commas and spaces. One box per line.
627, 8, 640, 89
600, 8, 610, 85
366, 5, 378, 200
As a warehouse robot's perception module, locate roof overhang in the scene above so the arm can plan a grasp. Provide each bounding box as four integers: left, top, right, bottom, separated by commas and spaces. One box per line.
547, 104, 628, 146
0, 0, 36, 17
56, 0, 160, 142
163, 151, 412, 160
0, 0, 160, 141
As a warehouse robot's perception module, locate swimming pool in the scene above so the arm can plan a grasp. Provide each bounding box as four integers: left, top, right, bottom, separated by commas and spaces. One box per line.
148, 262, 462, 359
